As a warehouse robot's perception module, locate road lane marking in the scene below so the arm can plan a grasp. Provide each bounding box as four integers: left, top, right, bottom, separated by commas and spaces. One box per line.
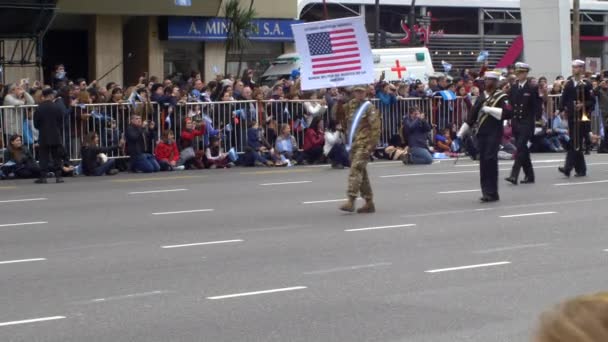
438, 189, 480, 194
0, 221, 47, 228
152, 209, 214, 216
303, 262, 392, 275
0, 316, 65, 327
207, 286, 307, 300
0, 198, 47, 204
260, 181, 312, 186
0, 258, 46, 265
0, 186, 17, 190
456, 159, 564, 167
128, 189, 188, 195
302, 199, 348, 204
162, 239, 243, 249
345, 224, 416, 232
425, 261, 511, 273
500, 212, 556, 218
473, 243, 550, 254
86, 290, 170, 303
240, 169, 317, 175
111, 175, 205, 183
383, 163, 608, 178
381, 170, 477, 178
554, 180, 608, 186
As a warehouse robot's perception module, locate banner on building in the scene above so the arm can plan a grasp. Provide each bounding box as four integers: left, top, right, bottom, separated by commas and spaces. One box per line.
585, 57, 601, 74
291, 17, 374, 91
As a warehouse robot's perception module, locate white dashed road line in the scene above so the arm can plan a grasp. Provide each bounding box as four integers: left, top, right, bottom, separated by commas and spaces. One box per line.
425, 261, 511, 273
0, 221, 48, 228
207, 286, 307, 300
128, 189, 188, 195
345, 224, 416, 232
473, 243, 550, 254
0, 258, 46, 265
152, 209, 214, 216
0, 316, 65, 327
438, 189, 480, 194
554, 180, 608, 186
162, 239, 243, 249
500, 212, 556, 218
260, 181, 312, 186
302, 199, 347, 204
0, 198, 47, 204
303, 262, 392, 275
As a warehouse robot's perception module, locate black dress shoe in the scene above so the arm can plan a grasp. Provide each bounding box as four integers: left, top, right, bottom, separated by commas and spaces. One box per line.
558, 167, 571, 178
55, 177, 65, 184
480, 195, 500, 203
520, 178, 535, 184
574, 173, 586, 178
34, 178, 47, 184
505, 177, 518, 185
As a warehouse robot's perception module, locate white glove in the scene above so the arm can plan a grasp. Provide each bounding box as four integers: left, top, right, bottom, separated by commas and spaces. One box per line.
457, 122, 470, 138
482, 106, 503, 120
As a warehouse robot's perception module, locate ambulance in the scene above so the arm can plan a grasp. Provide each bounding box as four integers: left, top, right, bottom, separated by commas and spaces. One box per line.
259, 47, 435, 86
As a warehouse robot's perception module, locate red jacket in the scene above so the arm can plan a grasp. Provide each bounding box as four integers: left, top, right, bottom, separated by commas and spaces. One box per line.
303, 128, 325, 151
180, 127, 205, 148
155, 141, 179, 162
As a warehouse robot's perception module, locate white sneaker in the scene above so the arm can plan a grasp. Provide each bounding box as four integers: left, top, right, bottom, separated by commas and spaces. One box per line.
175, 165, 185, 171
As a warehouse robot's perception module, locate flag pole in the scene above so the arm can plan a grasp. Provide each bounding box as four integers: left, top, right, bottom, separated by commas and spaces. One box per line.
323, 0, 329, 20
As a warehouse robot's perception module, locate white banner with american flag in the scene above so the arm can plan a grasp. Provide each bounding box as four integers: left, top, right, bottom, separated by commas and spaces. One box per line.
291, 17, 374, 91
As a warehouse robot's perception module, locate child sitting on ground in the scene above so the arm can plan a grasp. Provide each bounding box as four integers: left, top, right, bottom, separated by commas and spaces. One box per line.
435, 127, 453, 153
204, 136, 234, 169
155, 130, 182, 171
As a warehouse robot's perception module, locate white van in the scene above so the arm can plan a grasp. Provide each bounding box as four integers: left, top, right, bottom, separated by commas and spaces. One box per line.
259, 47, 435, 86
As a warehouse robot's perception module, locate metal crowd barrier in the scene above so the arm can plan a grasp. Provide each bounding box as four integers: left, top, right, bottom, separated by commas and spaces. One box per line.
6, 94, 605, 165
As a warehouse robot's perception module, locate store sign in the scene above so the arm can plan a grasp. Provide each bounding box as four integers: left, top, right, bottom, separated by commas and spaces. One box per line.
168, 17, 302, 42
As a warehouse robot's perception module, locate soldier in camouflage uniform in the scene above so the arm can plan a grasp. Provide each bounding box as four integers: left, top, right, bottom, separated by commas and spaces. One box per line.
340, 87, 381, 214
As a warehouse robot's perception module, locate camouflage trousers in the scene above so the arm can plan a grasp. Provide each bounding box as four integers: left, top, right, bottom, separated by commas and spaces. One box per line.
347, 148, 373, 200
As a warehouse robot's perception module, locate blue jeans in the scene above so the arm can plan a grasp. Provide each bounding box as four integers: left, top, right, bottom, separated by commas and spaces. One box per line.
409, 147, 433, 165
132, 154, 160, 173
93, 159, 116, 176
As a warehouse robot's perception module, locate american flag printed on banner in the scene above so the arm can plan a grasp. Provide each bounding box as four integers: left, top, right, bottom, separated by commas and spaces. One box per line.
306, 28, 361, 75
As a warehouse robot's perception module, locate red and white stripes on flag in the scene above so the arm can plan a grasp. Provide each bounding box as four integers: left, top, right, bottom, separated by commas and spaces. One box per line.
307, 28, 361, 75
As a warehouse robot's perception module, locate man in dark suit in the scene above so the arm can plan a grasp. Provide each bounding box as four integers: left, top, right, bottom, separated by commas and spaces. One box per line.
455, 71, 513, 202
505, 62, 543, 185
558, 60, 594, 177
34, 88, 65, 184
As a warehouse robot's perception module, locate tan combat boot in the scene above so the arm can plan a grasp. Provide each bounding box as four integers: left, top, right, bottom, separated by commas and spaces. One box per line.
357, 200, 376, 214
339, 197, 356, 213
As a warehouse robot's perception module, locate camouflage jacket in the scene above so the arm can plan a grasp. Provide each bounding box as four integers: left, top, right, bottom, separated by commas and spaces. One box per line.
345, 99, 381, 150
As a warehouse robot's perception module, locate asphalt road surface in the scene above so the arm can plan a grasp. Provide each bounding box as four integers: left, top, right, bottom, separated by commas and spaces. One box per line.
1, 153, 607, 342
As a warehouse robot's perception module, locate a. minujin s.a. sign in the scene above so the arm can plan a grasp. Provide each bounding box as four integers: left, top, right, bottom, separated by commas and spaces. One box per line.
168, 17, 302, 42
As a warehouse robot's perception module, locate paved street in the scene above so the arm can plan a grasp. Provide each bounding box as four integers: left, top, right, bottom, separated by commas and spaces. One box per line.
1, 153, 607, 342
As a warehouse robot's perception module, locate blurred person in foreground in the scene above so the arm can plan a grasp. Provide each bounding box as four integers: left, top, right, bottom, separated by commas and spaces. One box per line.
535, 292, 608, 342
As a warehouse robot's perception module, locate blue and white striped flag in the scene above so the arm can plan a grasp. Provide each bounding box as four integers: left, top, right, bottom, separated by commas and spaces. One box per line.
437, 90, 457, 101
477, 50, 489, 63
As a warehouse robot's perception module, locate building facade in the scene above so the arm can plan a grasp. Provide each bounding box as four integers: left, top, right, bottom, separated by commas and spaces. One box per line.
4, 0, 298, 86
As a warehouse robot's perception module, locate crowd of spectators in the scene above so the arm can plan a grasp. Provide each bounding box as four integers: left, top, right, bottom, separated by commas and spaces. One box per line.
1, 62, 608, 181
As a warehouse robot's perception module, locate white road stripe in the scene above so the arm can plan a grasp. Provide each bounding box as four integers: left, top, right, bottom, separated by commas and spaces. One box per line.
383, 163, 608, 178
0, 198, 47, 204
456, 159, 564, 167
88, 290, 170, 303
152, 209, 214, 216
302, 199, 347, 204
345, 224, 416, 232
260, 181, 312, 186
554, 180, 608, 186
425, 261, 511, 273
0, 258, 46, 265
438, 189, 480, 194
0, 221, 47, 228
473, 243, 549, 254
0, 316, 65, 327
500, 211, 556, 218
207, 286, 307, 300
128, 189, 188, 195
303, 262, 392, 275
162, 239, 243, 249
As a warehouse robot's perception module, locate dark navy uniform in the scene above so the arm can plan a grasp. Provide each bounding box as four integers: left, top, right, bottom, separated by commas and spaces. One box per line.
464, 87, 513, 201
507, 79, 542, 183
559, 78, 594, 177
